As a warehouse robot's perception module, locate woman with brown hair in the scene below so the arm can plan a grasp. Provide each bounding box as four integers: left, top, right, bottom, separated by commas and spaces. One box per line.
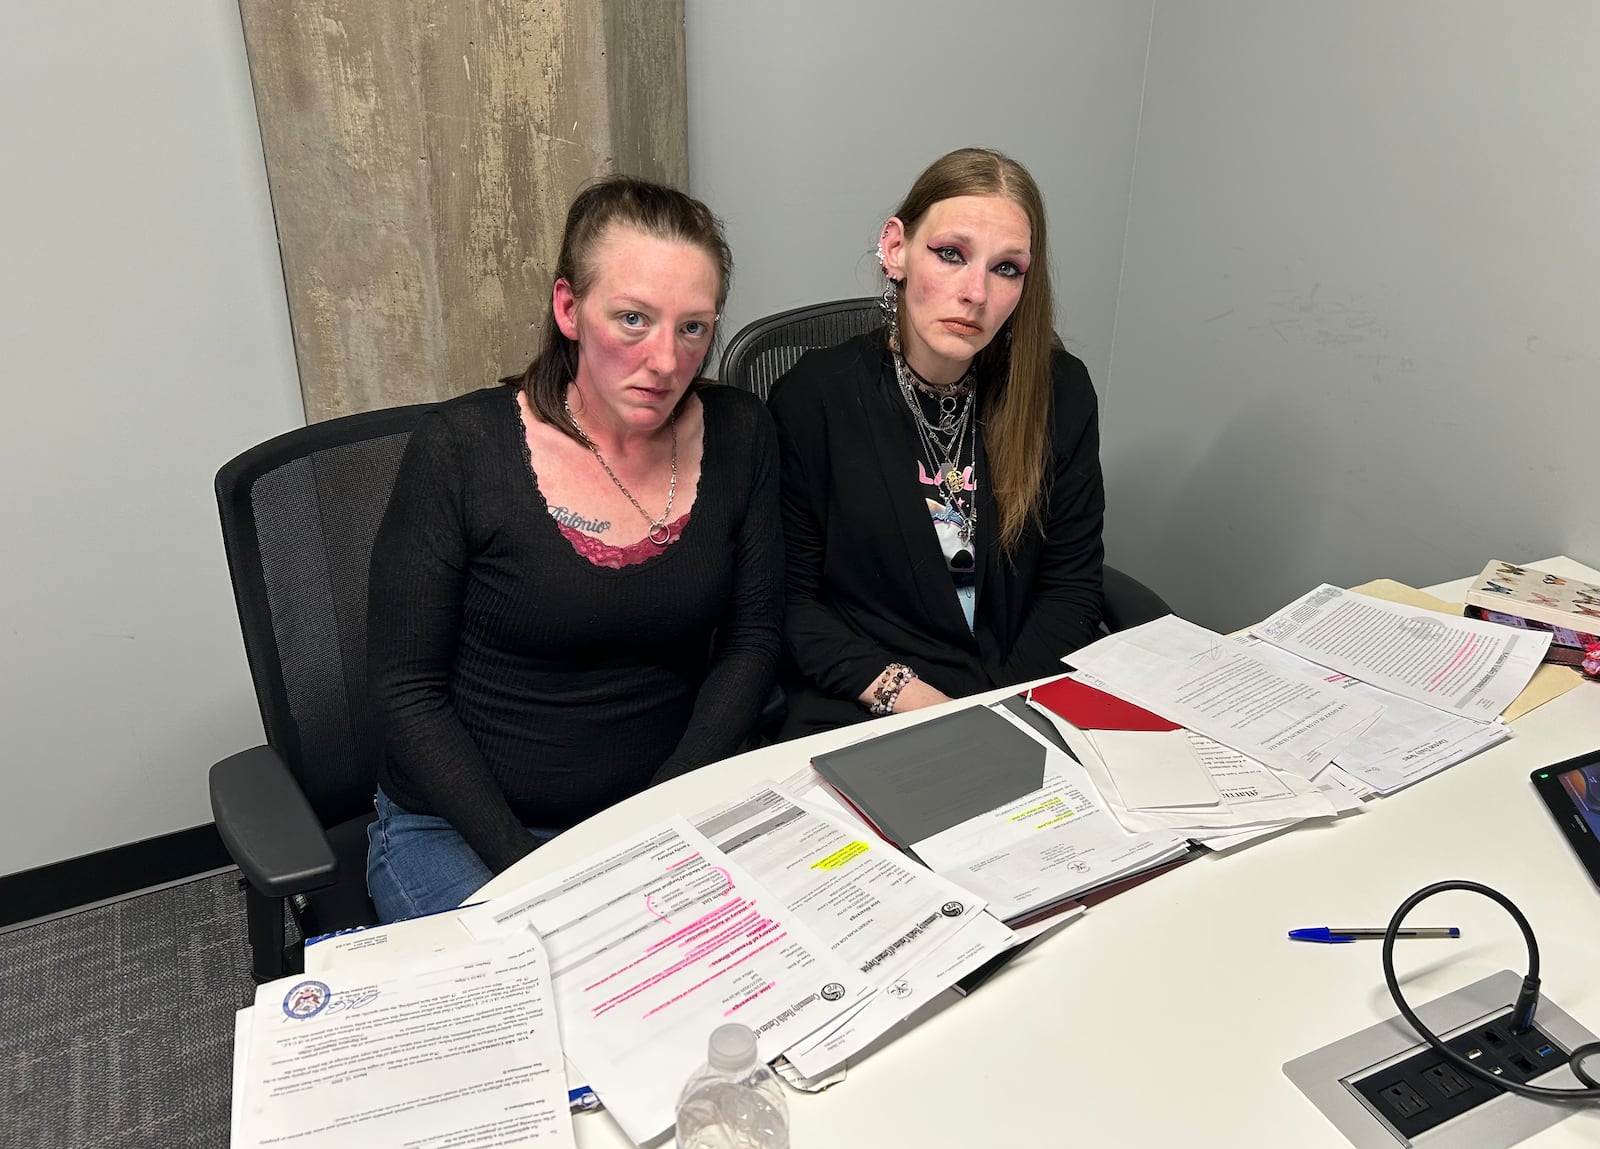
365, 177, 780, 921
768, 147, 1104, 738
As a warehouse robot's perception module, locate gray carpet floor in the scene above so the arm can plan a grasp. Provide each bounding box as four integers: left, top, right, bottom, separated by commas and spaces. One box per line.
1, 871, 259, 1149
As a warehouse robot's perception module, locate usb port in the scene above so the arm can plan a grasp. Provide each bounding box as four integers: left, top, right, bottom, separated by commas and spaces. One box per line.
1467, 1048, 1483, 1059
1490, 1066, 1504, 1076
1536, 1045, 1556, 1058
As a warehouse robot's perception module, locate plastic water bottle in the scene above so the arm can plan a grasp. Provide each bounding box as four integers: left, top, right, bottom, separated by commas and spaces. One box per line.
674, 1023, 789, 1149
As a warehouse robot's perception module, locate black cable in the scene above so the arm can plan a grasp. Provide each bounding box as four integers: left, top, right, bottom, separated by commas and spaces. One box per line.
1382, 880, 1600, 1100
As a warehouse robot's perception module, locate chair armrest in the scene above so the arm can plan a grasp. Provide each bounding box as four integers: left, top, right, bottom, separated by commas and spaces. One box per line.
210, 745, 339, 898
1101, 563, 1172, 633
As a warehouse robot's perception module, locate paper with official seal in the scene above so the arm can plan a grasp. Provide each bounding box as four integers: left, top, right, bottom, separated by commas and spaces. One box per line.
460, 818, 866, 1145
234, 931, 574, 1149
691, 781, 1017, 1076
906, 718, 1191, 923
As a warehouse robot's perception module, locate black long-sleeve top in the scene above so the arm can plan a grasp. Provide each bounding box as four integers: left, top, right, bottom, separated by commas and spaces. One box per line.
368, 382, 781, 873
767, 332, 1105, 738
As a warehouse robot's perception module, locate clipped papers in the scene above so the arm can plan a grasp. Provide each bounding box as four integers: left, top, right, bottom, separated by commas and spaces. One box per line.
461, 818, 865, 1145
906, 719, 1191, 923
691, 782, 1023, 1077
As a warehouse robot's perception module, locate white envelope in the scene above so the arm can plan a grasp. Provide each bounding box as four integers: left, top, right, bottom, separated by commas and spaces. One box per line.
1090, 729, 1221, 810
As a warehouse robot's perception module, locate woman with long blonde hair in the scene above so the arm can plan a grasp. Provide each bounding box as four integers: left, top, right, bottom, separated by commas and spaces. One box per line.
768, 147, 1104, 737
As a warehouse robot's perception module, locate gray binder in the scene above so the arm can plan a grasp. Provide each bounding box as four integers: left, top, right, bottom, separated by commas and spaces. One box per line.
810, 705, 1047, 847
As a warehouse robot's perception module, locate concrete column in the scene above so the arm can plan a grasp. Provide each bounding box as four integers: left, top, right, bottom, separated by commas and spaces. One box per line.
238, 0, 687, 421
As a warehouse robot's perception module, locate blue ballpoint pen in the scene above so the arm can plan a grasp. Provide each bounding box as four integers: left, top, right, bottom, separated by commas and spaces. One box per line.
1289, 926, 1460, 944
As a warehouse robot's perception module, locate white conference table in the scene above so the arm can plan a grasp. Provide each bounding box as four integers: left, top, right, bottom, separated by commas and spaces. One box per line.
476, 558, 1600, 1147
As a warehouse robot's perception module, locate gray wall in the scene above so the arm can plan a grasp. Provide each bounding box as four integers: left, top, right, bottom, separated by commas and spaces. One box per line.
1101, 2, 1600, 631
0, 3, 304, 874
685, 0, 1155, 391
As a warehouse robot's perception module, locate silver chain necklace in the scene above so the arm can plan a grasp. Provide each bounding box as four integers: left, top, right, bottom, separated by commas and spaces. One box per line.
892, 353, 977, 544
563, 398, 678, 545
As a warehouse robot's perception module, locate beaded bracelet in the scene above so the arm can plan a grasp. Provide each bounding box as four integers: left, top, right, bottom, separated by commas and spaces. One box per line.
869, 663, 919, 716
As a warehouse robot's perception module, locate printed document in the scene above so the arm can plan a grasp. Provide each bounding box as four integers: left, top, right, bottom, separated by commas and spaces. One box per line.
693, 784, 987, 986
908, 738, 1190, 922
460, 819, 865, 1145
692, 783, 1024, 1075
1238, 636, 1509, 793
1251, 585, 1549, 720
1064, 615, 1384, 779
234, 932, 573, 1149
781, 909, 1025, 1077
1032, 696, 1340, 837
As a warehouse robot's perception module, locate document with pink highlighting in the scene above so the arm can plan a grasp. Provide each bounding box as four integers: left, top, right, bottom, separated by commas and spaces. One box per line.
1251, 585, 1548, 720
461, 818, 865, 1145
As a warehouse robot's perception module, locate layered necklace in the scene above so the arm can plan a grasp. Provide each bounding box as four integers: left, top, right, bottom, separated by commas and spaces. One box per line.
562, 397, 678, 545
892, 352, 977, 545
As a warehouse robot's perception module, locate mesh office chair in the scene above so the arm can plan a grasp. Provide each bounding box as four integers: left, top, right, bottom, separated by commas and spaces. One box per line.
210, 402, 432, 981
718, 297, 1171, 631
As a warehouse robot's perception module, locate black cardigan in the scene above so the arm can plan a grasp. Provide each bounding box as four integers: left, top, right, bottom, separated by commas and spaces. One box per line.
368, 383, 781, 873
767, 331, 1105, 739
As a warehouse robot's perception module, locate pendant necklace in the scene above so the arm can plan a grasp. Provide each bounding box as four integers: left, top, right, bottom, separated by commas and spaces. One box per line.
892, 353, 977, 544
563, 398, 678, 545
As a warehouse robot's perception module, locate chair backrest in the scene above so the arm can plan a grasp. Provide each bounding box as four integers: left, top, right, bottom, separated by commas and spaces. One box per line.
718, 297, 880, 399
215, 403, 433, 829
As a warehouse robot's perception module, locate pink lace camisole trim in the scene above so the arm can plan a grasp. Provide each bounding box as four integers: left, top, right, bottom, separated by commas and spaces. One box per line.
555, 512, 692, 569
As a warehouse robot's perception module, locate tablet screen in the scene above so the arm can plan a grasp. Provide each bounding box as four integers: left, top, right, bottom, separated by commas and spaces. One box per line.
1531, 748, 1600, 890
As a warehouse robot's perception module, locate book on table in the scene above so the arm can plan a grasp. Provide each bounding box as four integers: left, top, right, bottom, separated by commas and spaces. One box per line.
1463, 560, 1600, 667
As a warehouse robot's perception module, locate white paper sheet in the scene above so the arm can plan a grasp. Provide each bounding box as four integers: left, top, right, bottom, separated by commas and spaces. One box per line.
1064, 615, 1385, 779
302, 907, 598, 1113
1187, 733, 1292, 802
1240, 635, 1512, 793
782, 910, 1023, 1077
303, 905, 475, 972
1090, 728, 1221, 810
1033, 699, 1340, 837
235, 932, 574, 1149
692, 784, 986, 986
460, 818, 865, 1145
1251, 584, 1549, 720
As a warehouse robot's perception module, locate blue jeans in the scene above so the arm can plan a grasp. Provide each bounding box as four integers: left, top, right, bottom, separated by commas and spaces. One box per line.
366, 788, 558, 923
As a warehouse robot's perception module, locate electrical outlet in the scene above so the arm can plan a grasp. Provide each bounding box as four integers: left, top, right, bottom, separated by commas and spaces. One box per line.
1421, 1062, 1470, 1099
1352, 1011, 1571, 1139
1378, 1081, 1430, 1119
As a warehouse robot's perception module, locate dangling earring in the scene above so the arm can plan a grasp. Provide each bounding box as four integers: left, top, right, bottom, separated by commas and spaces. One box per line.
880, 276, 901, 354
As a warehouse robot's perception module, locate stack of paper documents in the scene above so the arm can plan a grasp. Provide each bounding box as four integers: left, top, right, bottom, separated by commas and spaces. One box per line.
1061, 587, 1544, 811
1017, 675, 1344, 844
1240, 636, 1509, 795
690, 782, 1025, 1077
461, 819, 869, 1144
1027, 676, 1344, 843
806, 705, 1192, 923
231, 932, 576, 1148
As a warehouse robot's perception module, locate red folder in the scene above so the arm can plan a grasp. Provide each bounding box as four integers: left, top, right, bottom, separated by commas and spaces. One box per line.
1028, 675, 1180, 732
